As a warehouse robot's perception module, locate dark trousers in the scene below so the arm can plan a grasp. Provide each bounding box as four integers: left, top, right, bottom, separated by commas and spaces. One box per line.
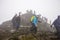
56, 32, 60, 39
14, 23, 20, 31
30, 23, 37, 34
55, 27, 60, 40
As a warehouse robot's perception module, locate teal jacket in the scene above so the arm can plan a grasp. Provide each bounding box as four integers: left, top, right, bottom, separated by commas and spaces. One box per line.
32, 16, 38, 26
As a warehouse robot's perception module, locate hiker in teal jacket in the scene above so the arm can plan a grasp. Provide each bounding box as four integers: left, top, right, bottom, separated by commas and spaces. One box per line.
30, 15, 38, 34
32, 16, 38, 26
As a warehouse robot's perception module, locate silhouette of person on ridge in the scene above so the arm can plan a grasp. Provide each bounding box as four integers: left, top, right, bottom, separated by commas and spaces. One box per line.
53, 15, 60, 40
12, 12, 21, 31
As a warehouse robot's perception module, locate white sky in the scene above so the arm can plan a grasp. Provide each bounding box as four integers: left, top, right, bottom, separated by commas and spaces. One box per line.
0, 0, 60, 24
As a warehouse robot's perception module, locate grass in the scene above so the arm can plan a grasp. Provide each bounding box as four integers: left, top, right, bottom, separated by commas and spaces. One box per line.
19, 34, 37, 40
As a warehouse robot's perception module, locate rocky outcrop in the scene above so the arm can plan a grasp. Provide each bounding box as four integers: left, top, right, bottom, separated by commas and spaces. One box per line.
0, 10, 57, 40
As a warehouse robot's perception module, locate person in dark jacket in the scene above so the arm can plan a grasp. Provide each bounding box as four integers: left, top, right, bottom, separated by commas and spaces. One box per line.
53, 15, 60, 39
12, 14, 17, 28
15, 12, 21, 30
12, 12, 21, 31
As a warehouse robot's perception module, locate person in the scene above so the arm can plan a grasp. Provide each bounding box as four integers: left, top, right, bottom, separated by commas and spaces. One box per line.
15, 12, 21, 30
52, 15, 60, 40
12, 12, 21, 31
30, 15, 38, 34
12, 14, 17, 28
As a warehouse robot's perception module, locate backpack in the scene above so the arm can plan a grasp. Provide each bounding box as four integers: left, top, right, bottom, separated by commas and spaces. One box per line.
30, 16, 35, 22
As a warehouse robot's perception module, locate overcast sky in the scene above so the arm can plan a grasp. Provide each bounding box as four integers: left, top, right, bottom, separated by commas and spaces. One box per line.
0, 0, 60, 24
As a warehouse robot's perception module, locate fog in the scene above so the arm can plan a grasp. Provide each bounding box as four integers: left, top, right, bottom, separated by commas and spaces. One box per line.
0, 0, 60, 24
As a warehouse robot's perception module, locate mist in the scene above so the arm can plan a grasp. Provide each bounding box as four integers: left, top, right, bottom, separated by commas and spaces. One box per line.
0, 0, 60, 24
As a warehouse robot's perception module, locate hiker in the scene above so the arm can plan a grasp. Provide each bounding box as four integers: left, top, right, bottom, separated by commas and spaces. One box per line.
15, 12, 21, 30
52, 15, 60, 40
12, 14, 17, 28
12, 12, 21, 31
30, 15, 40, 34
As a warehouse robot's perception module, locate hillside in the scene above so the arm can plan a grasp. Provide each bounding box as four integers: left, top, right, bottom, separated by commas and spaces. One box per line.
0, 10, 57, 40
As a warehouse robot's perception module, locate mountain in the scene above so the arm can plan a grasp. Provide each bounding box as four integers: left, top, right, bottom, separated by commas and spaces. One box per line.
0, 10, 56, 40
